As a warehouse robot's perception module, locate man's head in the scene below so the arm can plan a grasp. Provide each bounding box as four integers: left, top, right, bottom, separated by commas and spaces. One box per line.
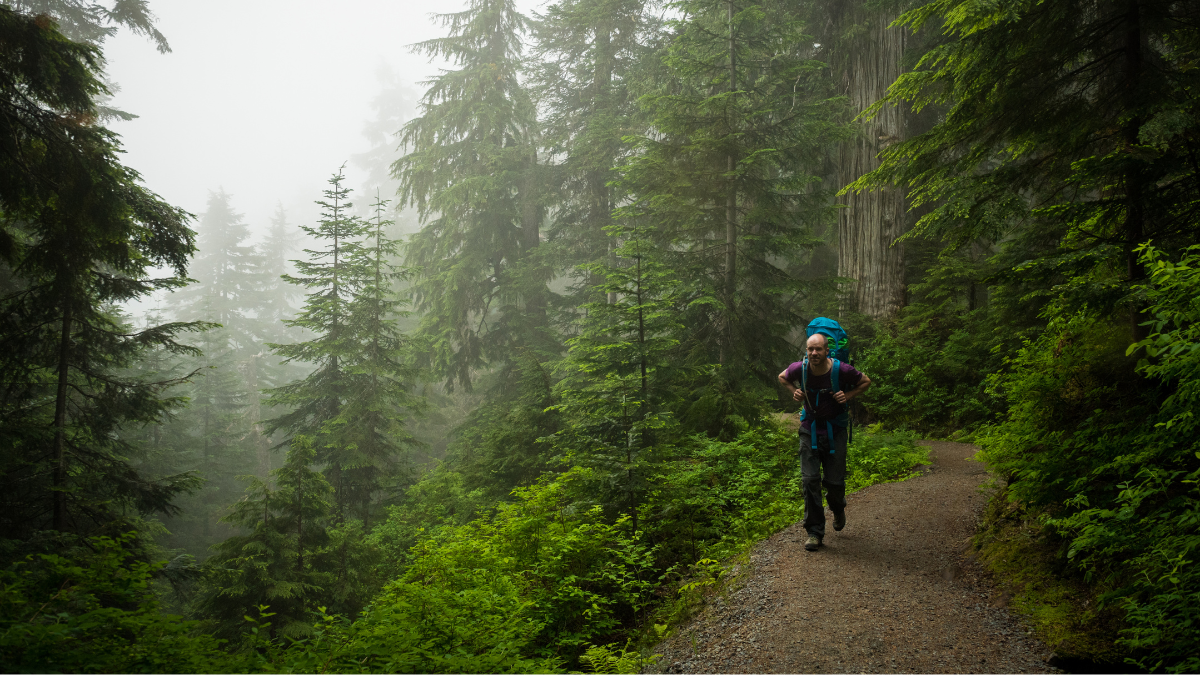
806, 333, 829, 364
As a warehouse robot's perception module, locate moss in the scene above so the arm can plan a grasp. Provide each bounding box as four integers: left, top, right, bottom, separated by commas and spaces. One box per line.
972, 487, 1127, 666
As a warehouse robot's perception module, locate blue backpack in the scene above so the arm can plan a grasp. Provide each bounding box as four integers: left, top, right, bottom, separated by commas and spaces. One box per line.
799, 317, 852, 452
806, 317, 849, 361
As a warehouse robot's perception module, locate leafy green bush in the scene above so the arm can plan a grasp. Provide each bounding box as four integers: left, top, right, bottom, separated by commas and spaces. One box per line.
978, 244, 1200, 673
845, 425, 930, 493
266, 423, 927, 673
0, 534, 231, 673
857, 255, 1011, 437
261, 466, 654, 672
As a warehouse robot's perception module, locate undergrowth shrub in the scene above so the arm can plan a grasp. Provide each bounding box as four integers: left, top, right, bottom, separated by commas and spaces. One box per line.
979, 243, 1200, 673
857, 253, 1014, 437
0, 534, 230, 673
259, 424, 927, 673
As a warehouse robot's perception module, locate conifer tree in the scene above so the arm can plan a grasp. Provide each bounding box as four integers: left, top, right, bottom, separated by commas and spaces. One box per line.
252, 203, 303, 333
552, 225, 683, 528
620, 0, 841, 431
194, 435, 333, 641
266, 169, 365, 517
395, 0, 551, 392
333, 193, 423, 523
173, 190, 260, 349
246, 203, 305, 478
854, 0, 1200, 341
267, 174, 421, 523
0, 6, 205, 541
531, 0, 661, 303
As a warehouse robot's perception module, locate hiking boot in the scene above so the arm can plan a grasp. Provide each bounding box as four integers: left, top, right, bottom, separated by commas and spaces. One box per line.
833, 510, 846, 531
804, 534, 821, 551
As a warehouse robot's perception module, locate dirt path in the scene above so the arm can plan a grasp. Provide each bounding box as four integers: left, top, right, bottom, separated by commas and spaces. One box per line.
652, 441, 1061, 674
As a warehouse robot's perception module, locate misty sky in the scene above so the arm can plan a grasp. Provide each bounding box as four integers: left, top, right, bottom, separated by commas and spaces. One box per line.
104, 0, 540, 240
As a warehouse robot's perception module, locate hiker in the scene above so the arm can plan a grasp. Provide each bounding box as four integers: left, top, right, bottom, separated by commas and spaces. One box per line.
777, 333, 871, 551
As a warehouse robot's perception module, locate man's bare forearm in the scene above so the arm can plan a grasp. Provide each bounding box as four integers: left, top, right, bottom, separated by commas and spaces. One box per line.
845, 376, 871, 402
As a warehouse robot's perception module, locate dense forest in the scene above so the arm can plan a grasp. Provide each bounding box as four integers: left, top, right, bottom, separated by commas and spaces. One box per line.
1, 0, 1198, 672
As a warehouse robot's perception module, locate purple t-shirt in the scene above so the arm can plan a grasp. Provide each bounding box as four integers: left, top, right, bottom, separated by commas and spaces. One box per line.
783, 359, 862, 435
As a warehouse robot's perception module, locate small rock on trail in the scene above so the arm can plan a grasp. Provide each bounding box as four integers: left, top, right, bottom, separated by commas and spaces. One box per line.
653, 441, 1061, 674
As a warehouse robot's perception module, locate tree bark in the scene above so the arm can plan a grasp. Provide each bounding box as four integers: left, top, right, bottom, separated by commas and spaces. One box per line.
52, 302, 72, 531
246, 353, 271, 480
722, 0, 738, 364
835, 3, 907, 321
1121, 0, 1148, 342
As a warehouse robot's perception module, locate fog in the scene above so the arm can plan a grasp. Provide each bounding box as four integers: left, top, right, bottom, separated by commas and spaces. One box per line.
103, 0, 539, 238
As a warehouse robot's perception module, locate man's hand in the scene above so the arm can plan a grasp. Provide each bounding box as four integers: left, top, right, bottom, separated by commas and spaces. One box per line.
793, 388, 805, 402
836, 374, 871, 405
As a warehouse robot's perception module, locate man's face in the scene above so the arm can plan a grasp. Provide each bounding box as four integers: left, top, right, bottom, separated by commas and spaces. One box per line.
806, 336, 829, 363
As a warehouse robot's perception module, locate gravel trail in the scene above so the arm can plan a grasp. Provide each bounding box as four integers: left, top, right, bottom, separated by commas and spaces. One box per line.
653, 441, 1061, 674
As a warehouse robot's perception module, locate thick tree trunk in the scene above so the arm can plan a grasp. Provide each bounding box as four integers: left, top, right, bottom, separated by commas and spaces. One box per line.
836, 4, 907, 321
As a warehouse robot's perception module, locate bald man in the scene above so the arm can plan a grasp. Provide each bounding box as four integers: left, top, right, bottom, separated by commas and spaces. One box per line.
778, 333, 871, 551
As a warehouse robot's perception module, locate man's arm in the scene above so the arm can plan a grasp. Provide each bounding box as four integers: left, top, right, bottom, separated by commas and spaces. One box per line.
832, 372, 871, 404
778, 368, 804, 403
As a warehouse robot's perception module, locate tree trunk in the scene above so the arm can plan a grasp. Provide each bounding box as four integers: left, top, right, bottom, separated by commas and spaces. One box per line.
246, 353, 271, 479
52, 302, 72, 531
722, 0, 738, 364
1121, 0, 1148, 342
522, 150, 547, 327
835, 4, 907, 321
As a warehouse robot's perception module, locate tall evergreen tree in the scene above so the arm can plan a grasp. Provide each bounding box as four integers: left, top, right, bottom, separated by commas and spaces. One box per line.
334, 193, 423, 523
811, 0, 915, 321
854, 0, 1200, 341
619, 0, 842, 432
0, 5, 203, 543
174, 190, 260, 347
245, 203, 305, 478
531, 0, 661, 306
252, 203, 303, 333
266, 169, 365, 517
193, 435, 333, 641
267, 173, 421, 523
395, 0, 551, 393
552, 224, 683, 529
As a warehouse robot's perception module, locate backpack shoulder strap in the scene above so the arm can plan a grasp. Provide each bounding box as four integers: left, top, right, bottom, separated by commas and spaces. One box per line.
800, 359, 809, 420
830, 358, 840, 392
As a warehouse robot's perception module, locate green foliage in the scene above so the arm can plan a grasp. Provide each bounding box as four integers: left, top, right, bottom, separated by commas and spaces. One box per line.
397, 0, 550, 392
267, 170, 421, 523
352, 428, 924, 671
858, 251, 1010, 436
0, 534, 229, 673
552, 225, 684, 525
194, 436, 337, 641
0, 4, 206, 543
619, 0, 843, 406
857, 0, 1200, 324
579, 639, 653, 673
974, 245, 1200, 671
531, 0, 660, 306
1046, 244, 1200, 673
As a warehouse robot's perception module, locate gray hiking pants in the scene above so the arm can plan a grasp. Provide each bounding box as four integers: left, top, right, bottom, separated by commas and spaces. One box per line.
799, 426, 848, 540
